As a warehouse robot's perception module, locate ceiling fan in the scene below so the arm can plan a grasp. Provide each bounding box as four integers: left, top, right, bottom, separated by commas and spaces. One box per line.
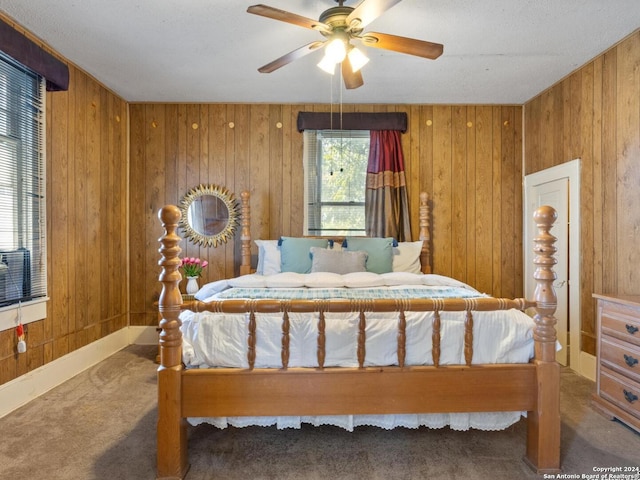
247, 0, 444, 89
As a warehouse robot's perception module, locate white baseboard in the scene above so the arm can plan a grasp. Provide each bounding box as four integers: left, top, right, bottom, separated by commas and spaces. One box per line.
578, 351, 596, 382
0, 326, 159, 419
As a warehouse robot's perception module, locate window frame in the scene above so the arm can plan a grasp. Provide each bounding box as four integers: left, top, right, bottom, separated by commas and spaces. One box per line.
0, 51, 48, 332
303, 129, 369, 237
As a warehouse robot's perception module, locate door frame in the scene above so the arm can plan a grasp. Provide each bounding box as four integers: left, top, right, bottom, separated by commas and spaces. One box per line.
524, 159, 581, 373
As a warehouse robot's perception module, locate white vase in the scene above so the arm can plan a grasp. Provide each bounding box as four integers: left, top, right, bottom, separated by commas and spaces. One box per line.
185, 276, 199, 295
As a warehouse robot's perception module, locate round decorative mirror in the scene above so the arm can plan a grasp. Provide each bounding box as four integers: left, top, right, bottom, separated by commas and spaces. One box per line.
178, 184, 240, 247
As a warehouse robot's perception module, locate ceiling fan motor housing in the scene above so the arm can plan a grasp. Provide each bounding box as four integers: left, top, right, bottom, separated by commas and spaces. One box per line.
318, 6, 363, 37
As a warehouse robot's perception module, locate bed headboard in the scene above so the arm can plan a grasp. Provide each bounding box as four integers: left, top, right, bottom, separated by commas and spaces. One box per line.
238, 191, 432, 275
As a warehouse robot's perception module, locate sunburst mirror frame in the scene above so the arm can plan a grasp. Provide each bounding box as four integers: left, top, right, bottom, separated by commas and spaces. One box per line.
178, 184, 240, 247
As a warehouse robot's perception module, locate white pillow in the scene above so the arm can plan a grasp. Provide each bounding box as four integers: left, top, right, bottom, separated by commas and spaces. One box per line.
392, 241, 423, 274
194, 279, 229, 300
255, 239, 281, 276
228, 274, 267, 288
264, 272, 306, 288
304, 272, 344, 288
380, 271, 424, 286
422, 274, 478, 291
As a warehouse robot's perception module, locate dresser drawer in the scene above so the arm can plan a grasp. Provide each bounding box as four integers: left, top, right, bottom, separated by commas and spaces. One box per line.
601, 303, 640, 347
600, 336, 640, 383
599, 367, 640, 420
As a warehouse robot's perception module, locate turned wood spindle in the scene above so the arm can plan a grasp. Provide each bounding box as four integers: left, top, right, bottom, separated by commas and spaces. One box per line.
432, 310, 441, 367
464, 310, 474, 366
318, 307, 327, 370
247, 301, 257, 370
397, 310, 407, 368
357, 312, 367, 369
281, 303, 291, 370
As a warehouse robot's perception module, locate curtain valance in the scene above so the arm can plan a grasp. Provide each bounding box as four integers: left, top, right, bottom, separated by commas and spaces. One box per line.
0, 18, 69, 91
297, 112, 407, 133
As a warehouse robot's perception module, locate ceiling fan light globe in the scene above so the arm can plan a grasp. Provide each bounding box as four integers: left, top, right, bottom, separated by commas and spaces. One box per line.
317, 54, 337, 75
348, 47, 369, 72
325, 37, 347, 63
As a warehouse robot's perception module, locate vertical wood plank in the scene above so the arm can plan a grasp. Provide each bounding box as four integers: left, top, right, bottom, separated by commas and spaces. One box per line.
465, 106, 477, 287
474, 106, 493, 294
491, 106, 502, 296
73, 69, 87, 349
451, 106, 467, 282
601, 49, 618, 294
432, 106, 452, 277
580, 63, 596, 345
500, 107, 515, 297
616, 33, 640, 295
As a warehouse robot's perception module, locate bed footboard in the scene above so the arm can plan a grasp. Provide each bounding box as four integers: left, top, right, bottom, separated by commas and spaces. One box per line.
156, 202, 560, 479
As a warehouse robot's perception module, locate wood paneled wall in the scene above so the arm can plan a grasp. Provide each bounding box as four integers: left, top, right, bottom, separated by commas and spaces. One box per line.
524, 30, 640, 355
130, 104, 523, 326
0, 28, 129, 385
1, 13, 635, 388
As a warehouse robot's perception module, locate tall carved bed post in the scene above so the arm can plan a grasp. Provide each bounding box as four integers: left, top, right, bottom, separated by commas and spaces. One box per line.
526, 205, 561, 473
418, 192, 431, 274
239, 191, 251, 276
157, 205, 188, 480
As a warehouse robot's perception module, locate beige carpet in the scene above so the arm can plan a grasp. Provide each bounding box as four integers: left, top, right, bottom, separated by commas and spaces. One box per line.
0, 345, 639, 479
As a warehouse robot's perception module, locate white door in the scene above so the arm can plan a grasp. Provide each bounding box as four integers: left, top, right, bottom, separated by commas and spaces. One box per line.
525, 178, 569, 365
525, 160, 581, 373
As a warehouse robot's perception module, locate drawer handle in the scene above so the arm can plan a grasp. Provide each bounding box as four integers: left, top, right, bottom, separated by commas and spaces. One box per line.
623, 389, 638, 404
624, 354, 639, 367
626, 324, 639, 335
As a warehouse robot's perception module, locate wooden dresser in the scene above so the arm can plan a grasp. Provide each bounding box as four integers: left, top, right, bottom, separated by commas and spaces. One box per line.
592, 294, 640, 433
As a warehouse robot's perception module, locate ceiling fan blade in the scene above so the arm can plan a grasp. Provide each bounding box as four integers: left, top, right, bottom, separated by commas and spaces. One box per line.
247, 4, 331, 33
361, 32, 443, 59
342, 58, 364, 90
258, 41, 325, 73
346, 0, 403, 30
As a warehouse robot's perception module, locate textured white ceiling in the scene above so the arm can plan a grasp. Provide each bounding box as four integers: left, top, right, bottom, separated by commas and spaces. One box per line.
0, 0, 638, 104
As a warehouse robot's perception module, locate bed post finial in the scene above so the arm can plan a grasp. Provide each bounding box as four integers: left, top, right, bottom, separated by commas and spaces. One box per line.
157, 205, 188, 479
240, 190, 251, 275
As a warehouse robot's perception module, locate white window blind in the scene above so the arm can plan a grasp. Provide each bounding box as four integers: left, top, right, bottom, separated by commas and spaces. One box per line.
0, 51, 47, 308
303, 129, 368, 236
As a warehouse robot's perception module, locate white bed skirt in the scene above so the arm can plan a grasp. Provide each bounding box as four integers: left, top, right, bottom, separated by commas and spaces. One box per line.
187, 411, 524, 432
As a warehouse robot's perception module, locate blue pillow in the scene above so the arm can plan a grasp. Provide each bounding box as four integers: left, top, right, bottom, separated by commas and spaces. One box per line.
279, 237, 329, 273
345, 237, 394, 273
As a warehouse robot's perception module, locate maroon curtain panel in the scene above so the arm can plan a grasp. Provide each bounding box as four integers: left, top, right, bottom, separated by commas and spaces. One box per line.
365, 130, 411, 241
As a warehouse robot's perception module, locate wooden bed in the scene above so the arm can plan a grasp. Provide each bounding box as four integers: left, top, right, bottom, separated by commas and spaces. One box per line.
156, 191, 561, 480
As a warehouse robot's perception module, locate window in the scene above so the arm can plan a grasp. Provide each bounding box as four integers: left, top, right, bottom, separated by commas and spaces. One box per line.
303, 130, 369, 236
0, 51, 47, 313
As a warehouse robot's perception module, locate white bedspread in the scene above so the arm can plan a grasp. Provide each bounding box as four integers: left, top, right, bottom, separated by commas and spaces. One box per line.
180, 272, 535, 431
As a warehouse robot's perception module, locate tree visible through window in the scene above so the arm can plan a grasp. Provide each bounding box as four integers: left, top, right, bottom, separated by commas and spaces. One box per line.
303, 130, 369, 236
